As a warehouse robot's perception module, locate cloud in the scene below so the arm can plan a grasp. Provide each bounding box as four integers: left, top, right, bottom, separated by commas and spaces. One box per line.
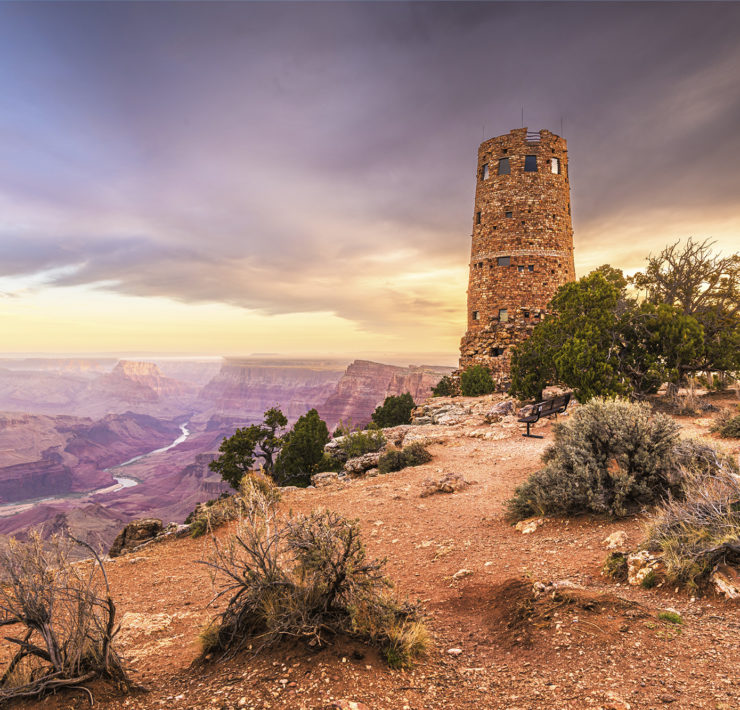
0, 1, 738, 342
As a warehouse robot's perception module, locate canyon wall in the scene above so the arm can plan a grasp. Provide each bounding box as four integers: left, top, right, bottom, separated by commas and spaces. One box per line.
317, 360, 453, 429
0, 412, 182, 504
198, 359, 348, 421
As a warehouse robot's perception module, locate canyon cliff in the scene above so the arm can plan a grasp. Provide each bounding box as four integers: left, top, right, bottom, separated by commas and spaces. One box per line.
317, 360, 454, 429
0, 412, 182, 505
198, 358, 347, 421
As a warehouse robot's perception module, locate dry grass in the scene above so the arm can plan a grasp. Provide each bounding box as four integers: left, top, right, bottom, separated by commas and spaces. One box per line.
645, 452, 740, 590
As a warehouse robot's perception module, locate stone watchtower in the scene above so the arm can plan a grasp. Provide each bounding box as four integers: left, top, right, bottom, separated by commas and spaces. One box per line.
459, 127, 575, 381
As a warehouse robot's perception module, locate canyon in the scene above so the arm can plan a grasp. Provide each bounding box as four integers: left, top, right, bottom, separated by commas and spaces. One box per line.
0, 355, 453, 548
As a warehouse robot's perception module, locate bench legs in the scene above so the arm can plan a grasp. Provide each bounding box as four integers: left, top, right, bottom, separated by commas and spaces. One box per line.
522, 421, 543, 439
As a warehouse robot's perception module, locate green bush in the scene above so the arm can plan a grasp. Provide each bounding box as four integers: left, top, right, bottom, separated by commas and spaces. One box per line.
460, 365, 495, 397
506, 398, 681, 520
339, 429, 386, 459
371, 393, 416, 428
378, 443, 432, 474
377, 448, 406, 474
432, 375, 459, 397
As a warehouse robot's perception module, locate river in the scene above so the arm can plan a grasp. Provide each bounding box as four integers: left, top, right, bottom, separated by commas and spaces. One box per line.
0, 421, 191, 517
107, 421, 190, 488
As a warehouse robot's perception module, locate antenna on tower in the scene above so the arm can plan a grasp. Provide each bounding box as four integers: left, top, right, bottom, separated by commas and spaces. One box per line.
521, 106, 524, 128
560, 116, 563, 136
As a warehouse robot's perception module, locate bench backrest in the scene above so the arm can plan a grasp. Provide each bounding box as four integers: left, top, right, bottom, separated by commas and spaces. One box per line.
535, 392, 571, 416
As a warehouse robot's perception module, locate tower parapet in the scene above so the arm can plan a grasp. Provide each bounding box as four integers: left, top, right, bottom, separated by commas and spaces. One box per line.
459, 127, 576, 381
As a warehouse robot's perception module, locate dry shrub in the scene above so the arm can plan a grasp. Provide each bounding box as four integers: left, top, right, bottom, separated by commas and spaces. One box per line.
0, 532, 129, 704
644, 450, 740, 590
507, 398, 681, 520
197, 491, 426, 667
187, 472, 281, 538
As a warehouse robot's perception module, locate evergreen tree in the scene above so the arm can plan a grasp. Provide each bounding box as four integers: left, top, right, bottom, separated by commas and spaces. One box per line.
273, 409, 330, 487
209, 407, 288, 489
371, 393, 416, 427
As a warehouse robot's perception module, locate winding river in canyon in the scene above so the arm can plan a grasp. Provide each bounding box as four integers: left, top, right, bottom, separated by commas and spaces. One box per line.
0, 422, 191, 517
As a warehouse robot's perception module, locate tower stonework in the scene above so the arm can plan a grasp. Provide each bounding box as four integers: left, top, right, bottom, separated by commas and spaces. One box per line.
459, 127, 576, 381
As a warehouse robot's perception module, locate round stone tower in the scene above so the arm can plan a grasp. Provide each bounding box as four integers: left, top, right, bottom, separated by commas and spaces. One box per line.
459, 127, 575, 381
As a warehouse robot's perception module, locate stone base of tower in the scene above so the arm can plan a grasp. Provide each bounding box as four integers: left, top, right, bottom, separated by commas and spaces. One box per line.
459, 319, 539, 386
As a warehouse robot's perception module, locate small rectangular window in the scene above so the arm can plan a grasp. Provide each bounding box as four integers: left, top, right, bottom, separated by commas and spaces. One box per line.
481, 164, 490, 180
498, 158, 510, 175
498, 309, 508, 322
505, 210, 513, 218
472, 310, 479, 321
497, 256, 510, 267
524, 155, 538, 172
490, 347, 505, 357
518, 265, 525, 272
475, 211, 481, 224
551, 157, 561, 174
523, 310, 530, 318
528, 265, 534, 272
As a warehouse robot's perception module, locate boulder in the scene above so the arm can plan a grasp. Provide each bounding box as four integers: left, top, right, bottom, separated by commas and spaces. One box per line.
711, 564, 740, 600
311, 471, 339, 488
515, 517, 544, 534
486, 399, 516, 418
627, 550, 663, 586
603, 531, 628, 550
342, 452, 382, 477
109, 518, 163, 558
420, 472, 470, 497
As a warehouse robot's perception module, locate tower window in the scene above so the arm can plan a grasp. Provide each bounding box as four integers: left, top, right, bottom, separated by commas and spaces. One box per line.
502, 148, 508, 154
498, 309, 508, 322
524, 155, 538, 172
505, 210, 513, 218
472, 311, 480, 321
528, 265, 534, 272
490, 347, 505, 357
523, 310, 530, 318
497, 256, 510, 267
518, 265, 525, 272
551, 157, 561, 174
498, 158, 510, 175
475, 211, 481, 224
481, 164, 490, 180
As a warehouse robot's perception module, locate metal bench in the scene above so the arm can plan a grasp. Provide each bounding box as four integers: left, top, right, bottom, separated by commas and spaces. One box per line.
517, 393, 571, 438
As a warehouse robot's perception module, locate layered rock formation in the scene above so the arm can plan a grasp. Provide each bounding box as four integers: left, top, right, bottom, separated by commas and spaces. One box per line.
0, 412, 182, 504
317, 360, 454, 429
199, 358, 347, 421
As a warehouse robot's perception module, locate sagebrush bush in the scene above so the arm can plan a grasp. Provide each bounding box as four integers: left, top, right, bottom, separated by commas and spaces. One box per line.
506, 398, 681, 519
0, 533, 130, 704
644, 452, 740, 589
460, 365, 495, 397
338, 429, 386, 459
378, 443, 432, 474
198, 492, 426, 667
712, 410, 740, 438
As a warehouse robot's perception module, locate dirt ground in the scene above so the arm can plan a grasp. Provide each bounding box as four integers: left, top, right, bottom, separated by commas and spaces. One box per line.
7, 395, 740, 710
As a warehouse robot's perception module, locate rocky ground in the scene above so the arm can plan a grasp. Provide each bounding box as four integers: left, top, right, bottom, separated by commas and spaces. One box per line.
6, 393, 740, 710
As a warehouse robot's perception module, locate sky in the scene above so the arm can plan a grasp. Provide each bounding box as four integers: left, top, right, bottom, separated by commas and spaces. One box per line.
0, 1, 738, 361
